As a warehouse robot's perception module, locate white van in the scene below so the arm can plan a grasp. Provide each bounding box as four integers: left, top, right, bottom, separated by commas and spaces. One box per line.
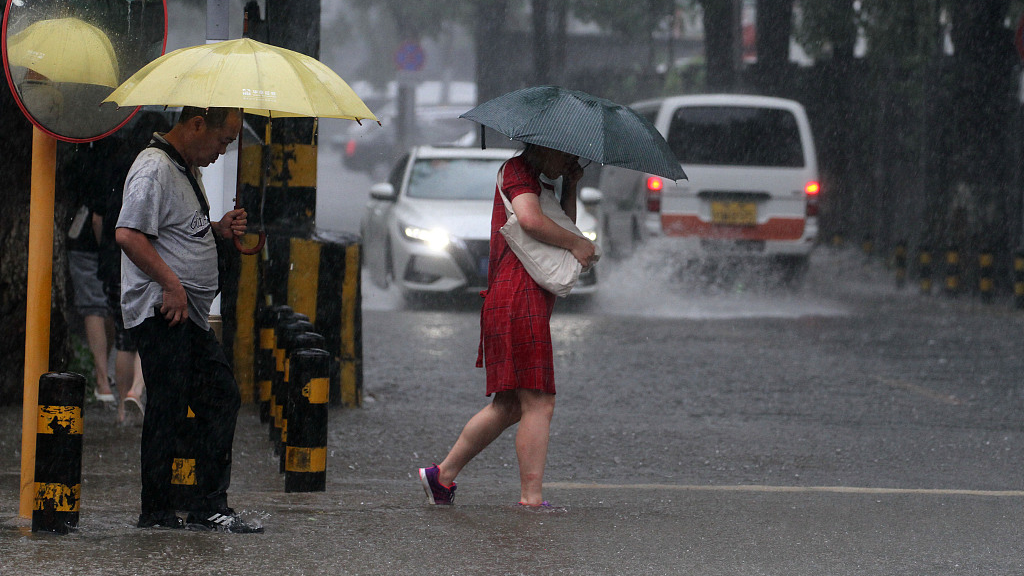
599, 94, 820, 275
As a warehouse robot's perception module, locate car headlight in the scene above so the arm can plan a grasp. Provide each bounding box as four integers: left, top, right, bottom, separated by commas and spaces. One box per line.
401, 222, 451, 250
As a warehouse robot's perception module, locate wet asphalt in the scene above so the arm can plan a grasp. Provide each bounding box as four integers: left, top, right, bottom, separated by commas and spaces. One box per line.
4, 248, 1024, 575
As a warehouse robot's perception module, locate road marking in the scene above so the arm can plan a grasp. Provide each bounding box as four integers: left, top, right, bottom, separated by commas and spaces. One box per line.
546, 482, 1024, 497
881, 378, 963, 405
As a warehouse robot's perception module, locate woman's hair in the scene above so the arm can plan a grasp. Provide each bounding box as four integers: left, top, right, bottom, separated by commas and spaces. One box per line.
177, 106, 241, 129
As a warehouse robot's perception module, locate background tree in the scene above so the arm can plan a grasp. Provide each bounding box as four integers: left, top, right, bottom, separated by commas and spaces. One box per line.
701, 0, 741, 90
751, 0, 794, 95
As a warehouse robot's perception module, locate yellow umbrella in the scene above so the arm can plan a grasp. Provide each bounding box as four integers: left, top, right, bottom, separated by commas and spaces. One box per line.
7, 17, 119, 88
103, 37, 377, 122
103, 37, 377, 254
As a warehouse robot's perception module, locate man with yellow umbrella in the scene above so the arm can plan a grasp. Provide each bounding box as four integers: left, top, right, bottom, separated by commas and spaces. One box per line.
116, 106, 257, 532
104, 38, 376, 532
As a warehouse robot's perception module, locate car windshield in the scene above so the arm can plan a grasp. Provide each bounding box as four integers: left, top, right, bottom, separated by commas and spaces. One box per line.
667, 106, 804, 167
405, 157, 505, 200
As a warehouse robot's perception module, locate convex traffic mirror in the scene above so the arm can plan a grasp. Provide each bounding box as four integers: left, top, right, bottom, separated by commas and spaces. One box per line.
3, 0, 167, 142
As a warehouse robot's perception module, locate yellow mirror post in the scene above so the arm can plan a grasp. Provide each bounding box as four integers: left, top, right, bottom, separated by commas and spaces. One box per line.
20, 126, 56, 518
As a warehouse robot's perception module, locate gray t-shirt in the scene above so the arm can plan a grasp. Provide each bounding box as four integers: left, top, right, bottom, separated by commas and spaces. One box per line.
117, 134, 218, 331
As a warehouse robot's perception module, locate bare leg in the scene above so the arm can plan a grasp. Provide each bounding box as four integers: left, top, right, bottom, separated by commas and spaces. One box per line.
116, 350, 145, 423
129, 352, 145, 399
515, 389, 556, 505
84, 315, 112, 396
437, 392, 521, 486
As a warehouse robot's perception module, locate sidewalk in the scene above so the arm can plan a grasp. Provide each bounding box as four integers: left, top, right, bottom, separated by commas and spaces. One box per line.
3, 399, 1024, 575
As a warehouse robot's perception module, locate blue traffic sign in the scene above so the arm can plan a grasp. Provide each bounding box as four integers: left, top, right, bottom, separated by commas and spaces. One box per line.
394, 40, 425, 72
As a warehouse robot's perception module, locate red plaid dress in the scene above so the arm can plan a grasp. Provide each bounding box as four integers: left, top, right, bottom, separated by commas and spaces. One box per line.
476, 156, 558, 396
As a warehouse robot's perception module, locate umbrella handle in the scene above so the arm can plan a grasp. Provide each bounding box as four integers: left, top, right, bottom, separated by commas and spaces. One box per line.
232, 118, 267, 255
234, 230, 266, 255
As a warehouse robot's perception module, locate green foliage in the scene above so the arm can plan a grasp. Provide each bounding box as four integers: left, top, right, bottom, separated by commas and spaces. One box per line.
572, 0, 685, 37
793, 0, 861, 60
346, 0, 477, 38
661, 56, 705, 94
67, 333, 96, 396
795, 0, 1024, 65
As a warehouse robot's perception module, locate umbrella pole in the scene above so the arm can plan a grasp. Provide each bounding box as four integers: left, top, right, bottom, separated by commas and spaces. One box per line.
20, 127, 56, 518
233, 119, 266, 255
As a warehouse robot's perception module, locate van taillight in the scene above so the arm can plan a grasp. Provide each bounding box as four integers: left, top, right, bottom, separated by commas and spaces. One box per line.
345, 139, 357, 157
805, 181, 820, 217
646, 176, 663, 212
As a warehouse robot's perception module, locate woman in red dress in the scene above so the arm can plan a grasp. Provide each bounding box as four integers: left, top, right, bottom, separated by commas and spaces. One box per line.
419, 144, 598, 508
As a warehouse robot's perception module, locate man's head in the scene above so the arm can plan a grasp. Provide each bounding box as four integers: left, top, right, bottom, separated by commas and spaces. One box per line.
167, 106, 243, 168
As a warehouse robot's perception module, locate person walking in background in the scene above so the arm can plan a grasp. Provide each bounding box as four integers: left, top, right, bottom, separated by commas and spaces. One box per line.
101, 112, 171, 426
418, 143, 597, 510
64, 141, 116, 408
117, 106, 260, 532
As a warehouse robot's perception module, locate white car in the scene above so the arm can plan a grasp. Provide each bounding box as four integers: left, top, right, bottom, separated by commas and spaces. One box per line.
361, 146, 602, 300
599, 94, 820, 281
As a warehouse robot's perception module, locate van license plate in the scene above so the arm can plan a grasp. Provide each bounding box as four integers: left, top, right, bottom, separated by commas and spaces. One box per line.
711, 201, 757, 226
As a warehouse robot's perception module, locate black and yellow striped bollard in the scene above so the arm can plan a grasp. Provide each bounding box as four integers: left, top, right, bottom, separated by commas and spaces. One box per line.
978, 249, 994, 303
286, 348, 331, 492
269, 313, 302, 444
273, 319, 315, 459
893, 242, 907, 289
944, 247, 960, 296
33, 372, 85, 534
258, 305, 292, 423
280, 330, 325, 474
861, 235, 874, 259
280, 233, 363, 408
169, 405, 197, 510
1014, 250, 1024, 309
918, 246, 932, 295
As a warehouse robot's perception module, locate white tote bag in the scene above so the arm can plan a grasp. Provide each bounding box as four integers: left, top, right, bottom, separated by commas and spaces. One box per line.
496, 164, 600, 297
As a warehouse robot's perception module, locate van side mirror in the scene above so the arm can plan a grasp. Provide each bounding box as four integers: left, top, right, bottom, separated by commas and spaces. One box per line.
370, 182, 397, 201
579, 186, 603, 206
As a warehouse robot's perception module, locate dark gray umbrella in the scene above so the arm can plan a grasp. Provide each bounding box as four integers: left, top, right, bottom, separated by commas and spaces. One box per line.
461, 85, 687, 181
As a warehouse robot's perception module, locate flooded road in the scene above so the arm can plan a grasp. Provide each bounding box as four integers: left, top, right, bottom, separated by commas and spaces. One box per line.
4, 143, 1024, 574
4, 246, 1024, 575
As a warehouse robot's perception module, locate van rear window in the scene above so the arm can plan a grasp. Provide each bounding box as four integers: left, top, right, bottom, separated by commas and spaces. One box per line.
667, 106, 804, 167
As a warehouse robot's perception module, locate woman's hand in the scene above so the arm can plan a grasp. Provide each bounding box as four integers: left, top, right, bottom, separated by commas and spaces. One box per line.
563, 161, 584, 189
569, 235, 597, 268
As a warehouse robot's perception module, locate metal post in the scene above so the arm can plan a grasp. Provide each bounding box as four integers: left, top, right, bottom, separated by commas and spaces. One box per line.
20, 127, 56, 519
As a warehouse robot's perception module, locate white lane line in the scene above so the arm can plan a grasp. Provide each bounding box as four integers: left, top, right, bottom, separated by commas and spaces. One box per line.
881, 377, 963, 405
546, 482, 1024, 497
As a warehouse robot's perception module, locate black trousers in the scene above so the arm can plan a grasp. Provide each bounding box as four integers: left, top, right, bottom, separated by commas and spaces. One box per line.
133, 315, 241, 514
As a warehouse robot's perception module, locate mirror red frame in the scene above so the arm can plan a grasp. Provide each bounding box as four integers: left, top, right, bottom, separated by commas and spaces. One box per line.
1, 0, 168, 143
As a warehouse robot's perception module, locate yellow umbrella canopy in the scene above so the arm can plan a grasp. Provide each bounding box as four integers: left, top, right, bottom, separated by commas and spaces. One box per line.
103, 38, 377, 121
7, 17, 119, 88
